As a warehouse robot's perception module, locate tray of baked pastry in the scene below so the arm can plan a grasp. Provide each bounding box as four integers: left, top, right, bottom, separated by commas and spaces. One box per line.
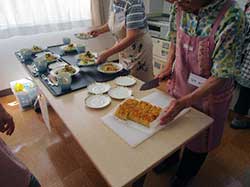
102, 92, 191, 147
114, 98, 162, 129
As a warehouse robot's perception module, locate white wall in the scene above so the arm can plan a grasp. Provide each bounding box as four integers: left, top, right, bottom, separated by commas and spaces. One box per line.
0, 28, 115, 91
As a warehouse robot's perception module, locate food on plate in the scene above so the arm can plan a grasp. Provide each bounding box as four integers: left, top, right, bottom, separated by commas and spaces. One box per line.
64, 43, 76, 51
31, 45, 42, 53
56, 65, 76, 75
79, 51, 95, 60
79, 60, 95, 65
77, 32, 93, 39
78, 51, 95, 65
45, 53, 57, 62
101, 63, 119, 72
115, 99, 162, 127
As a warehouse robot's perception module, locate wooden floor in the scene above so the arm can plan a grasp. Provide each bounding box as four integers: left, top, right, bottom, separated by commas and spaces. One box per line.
1, 95, 250, 187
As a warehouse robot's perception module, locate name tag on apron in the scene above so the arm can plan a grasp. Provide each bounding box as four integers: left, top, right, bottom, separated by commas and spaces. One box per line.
115, 11, 125, 23
188, 73, 207, 88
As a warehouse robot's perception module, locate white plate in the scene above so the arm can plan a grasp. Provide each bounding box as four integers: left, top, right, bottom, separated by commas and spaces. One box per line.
108, 87, 132, 100
77, 60, 96, 67
87, 83, 111, 95
75, 33, 94, 40
97, 63, 123, 74
48, 61, 68, 69
31, 46, 43, 53
85, 95, 111, 109
75, 52, 98, 67
50, 65, 80, 77
60, 44, 77, 52
75, 52, 98, 60
115, 76, 136, 87
34, 53, 60, 63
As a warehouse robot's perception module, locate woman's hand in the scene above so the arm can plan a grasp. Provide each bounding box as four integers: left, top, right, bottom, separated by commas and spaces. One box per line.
155, 67, 172, 81
96, 51, 110, 64
165, 0, 176, 3
88, 24, 110, 37
156, 42, 176, 81
88, 28, 102, 37
160, 96, 191, 125
0, 110, 15, 136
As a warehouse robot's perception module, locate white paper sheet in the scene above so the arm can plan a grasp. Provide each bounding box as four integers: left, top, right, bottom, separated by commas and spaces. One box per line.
38, 91, 51, 132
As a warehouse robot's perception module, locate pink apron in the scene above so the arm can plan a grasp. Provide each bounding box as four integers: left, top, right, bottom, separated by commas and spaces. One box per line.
0, 138, 31, 187
167, 0, 235, 153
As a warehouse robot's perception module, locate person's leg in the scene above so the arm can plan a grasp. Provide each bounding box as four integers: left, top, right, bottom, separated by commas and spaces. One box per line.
132, 174, 147, 187
153, 149, 181, 174
231, 85, 250, 129
132, 150, 181, 187
170, 148, 208, 187
29, 175, 41, 187
234, 85, 250, 116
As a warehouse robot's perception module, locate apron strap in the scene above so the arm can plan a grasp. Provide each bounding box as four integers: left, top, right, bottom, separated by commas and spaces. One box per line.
176, 5, 182, 31
124, 0, 129, 11
110, 0, 129, 13
210, 0, 235, 37
207, 0, 235, 72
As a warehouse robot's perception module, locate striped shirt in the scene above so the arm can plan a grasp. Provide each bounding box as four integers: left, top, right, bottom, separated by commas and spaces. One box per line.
237, 0, 250, 88
111, 0, 148, 30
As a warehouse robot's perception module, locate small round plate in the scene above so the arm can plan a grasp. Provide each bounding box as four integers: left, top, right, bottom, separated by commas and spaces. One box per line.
50, 65, 80, 77
97, 63, 123, 74
85, 95, 111, 109
115, 76, 136, 87
34, 53, 60, 64
87, 83, 111, 95
108, 87, 132, 100
60, 44, 77, 52
75, 52, 97, 67
31, 46, 43, 54
77, 60, 96, 67
48, 61, 68, 70
75, 33, 94, 40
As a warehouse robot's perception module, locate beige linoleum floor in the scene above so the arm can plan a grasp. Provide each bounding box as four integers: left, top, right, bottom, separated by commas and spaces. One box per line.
1, 95, 250, 187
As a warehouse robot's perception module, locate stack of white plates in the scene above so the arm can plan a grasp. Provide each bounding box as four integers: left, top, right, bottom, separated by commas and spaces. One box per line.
85, 95, 111, 109
85, 76, 136, 109
108, 87, 132, 100
85, 83, 112, 109
115, 76, 136, 87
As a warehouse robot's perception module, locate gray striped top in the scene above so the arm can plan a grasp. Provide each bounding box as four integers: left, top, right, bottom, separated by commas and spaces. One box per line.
111, 0, 148, 30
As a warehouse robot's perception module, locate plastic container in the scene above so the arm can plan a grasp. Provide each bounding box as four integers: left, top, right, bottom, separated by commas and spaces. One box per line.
10, 79, 38, 111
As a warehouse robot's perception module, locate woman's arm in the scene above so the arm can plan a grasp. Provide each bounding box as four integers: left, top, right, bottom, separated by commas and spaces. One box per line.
160, 76, 228, 125
97, 23, 110, 34
89, 23, 110, 37
0, 104, 15, 135
185, 77, 228, 103
96, 29, 140, 63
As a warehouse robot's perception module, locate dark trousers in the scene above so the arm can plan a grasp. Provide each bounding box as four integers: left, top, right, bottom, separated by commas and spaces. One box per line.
132, 148, 207, 187
176, 148, 207, 180
234, 85, 250, 116
29, 175, 41, 187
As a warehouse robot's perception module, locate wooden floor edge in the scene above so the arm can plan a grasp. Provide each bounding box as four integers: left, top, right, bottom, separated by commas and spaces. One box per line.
0, 88, 13, 97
